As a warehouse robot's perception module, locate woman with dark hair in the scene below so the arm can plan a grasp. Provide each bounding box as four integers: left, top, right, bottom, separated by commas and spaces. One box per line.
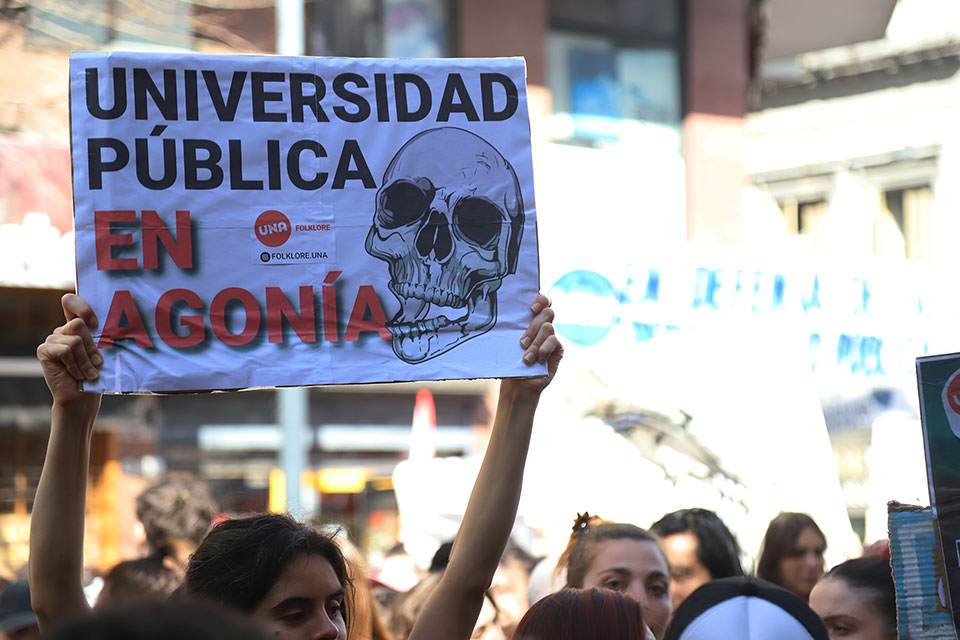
558, 516, 671, 640
176, 514, 351, 636
30, 292, 561, 640
808, 556, 896, 640
650, 508, 744, 609
512, 588, 650, 640
756, 512, 826, 603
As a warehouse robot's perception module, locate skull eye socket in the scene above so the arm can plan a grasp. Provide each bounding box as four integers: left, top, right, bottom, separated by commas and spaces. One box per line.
453, 197, 502, 248
378, 180, 430, 229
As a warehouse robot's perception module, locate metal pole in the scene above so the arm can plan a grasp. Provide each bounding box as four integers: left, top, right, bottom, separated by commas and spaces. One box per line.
275, 0, 305, 56
278, 387, 308, 516
275, 0, 308, 516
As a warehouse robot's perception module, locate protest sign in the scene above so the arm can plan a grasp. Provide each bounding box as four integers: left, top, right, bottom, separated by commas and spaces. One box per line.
69, 52, 543, 393
888, 503, 958, 639
917, 353, 960, 633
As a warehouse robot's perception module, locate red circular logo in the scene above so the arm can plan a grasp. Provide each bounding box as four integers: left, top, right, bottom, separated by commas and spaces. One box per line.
255, 210, 291, 247
948, 374, 960, 415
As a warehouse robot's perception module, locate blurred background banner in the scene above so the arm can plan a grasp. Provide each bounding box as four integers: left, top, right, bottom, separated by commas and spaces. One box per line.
543, 245, 956, 394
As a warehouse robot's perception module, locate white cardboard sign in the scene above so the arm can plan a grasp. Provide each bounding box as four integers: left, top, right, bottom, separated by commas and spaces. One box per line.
69, 52, 542, 393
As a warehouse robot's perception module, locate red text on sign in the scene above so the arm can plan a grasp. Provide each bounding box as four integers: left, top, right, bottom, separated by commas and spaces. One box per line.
94, 209, 193, 271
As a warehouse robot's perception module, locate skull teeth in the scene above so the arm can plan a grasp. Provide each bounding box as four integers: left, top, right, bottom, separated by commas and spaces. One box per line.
388, 315, 452, 339
397, 282, 464, 307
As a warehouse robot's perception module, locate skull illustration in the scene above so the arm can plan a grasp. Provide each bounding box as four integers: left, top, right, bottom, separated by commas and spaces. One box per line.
365, 127, 524, 363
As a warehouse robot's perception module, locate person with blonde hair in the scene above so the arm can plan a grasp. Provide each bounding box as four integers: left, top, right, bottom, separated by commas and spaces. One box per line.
333, 533, 393, 640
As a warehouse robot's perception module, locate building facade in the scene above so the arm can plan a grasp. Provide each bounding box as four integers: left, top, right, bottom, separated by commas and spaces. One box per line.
745, 0, 960, 540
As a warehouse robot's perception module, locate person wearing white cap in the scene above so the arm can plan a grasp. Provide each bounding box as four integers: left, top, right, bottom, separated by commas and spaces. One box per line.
663, 576, 828, 640
0, 580, 40, 640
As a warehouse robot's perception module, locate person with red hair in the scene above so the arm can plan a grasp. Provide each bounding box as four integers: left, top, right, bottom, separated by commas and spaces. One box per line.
512, 588, 652, 640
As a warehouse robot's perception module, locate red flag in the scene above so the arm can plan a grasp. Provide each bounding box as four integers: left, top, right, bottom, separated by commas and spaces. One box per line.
409, 389, 436, 460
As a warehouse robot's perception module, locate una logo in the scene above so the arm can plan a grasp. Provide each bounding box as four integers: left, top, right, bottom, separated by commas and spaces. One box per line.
255, 210, 291, 247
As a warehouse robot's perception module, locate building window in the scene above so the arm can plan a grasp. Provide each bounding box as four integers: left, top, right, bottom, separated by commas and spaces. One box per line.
308, 0, 451, 58
781, 197, 829, 249
383, 0, 450, 58
879, 185, 933, 261
547, 0, 682, 146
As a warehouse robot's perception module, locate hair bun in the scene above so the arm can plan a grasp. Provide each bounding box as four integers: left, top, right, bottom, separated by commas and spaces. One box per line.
572, 512, 595, 536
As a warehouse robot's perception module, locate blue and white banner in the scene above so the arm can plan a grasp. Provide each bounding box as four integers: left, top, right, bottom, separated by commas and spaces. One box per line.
544, 246, 959, 391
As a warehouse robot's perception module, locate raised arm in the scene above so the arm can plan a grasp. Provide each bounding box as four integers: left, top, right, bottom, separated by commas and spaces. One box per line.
409, 294, 562, 640
29, 293, 103, 630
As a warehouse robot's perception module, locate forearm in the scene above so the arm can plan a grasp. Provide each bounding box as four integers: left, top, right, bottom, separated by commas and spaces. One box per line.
409, 381, 540, 640
29, 399, 99, 629
408, 294, 559, 640
446, 381, 538, 591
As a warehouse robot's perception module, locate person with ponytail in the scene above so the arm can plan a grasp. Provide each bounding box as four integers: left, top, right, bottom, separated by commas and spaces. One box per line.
555, 514, 671, 640
808, 556, 896, 640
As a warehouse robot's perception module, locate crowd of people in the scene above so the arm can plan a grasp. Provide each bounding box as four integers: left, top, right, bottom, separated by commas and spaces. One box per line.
0, 292, 902, 640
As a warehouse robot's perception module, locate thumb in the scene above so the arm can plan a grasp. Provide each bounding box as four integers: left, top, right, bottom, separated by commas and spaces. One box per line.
62, 293, 99, 330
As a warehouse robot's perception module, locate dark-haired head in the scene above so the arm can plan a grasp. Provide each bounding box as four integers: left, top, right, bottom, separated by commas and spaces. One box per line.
178, 513, 350, 638
46, 600, 268, 640
651, 509, 743, 580
513, 588, 648, 640
756, 512, 826, 603
136, 472, 217, 558
808, 556, 896, 640
96, 552, 181, 607
650, 508, 744, 609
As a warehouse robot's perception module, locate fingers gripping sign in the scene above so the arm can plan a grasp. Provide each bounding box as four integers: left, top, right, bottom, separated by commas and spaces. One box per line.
512, 294, 562, 393
37, 294, 104, 405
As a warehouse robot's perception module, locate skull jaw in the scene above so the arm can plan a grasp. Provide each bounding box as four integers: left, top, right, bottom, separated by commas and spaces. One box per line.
388, 283, 498, 364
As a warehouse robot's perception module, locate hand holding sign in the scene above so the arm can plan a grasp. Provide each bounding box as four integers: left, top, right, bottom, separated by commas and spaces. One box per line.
506, 293, 561, 396
37, 294, 104, 410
